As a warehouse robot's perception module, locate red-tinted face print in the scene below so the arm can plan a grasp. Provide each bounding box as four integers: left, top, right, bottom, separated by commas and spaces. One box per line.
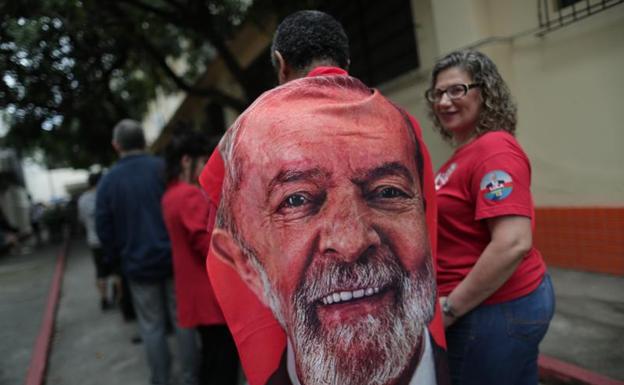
222, 84, 436, 385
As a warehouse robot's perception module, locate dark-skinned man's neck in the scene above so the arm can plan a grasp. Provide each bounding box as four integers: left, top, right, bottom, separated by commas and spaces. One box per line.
285, 59, 344, 83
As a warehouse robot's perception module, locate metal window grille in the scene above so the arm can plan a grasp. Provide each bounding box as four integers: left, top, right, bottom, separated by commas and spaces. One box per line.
538, 0, 624, 35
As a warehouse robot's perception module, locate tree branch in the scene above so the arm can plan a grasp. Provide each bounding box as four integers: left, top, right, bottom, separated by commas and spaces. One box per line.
115, 0, 183, 24
196, 9, 251, 97
108, 2, 248, 111
115, 0, 251, 100
141, 36, 247, 111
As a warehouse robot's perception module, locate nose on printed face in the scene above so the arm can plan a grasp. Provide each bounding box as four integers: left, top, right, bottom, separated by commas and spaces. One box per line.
318, 197, 381, 264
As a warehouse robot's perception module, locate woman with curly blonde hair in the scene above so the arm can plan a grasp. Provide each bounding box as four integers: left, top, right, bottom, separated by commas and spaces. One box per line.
427, 49, 555, 385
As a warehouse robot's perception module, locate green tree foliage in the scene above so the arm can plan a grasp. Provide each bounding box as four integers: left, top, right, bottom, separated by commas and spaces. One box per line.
0, 0, 310, 168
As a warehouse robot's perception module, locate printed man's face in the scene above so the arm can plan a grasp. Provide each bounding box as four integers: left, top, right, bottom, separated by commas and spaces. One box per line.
229, 96, 435, 385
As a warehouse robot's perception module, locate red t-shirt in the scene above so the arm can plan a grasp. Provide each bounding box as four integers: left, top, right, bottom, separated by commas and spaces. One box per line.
435, 131, 546, 304
200, 66, 445, 385
161, 180, 225, 327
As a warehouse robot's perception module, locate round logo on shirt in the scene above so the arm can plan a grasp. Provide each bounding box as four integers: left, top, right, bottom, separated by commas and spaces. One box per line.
480, 170, 513, 201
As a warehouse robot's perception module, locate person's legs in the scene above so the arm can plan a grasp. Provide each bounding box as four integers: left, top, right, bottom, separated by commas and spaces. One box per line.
446, 274, 555, 385
129, 279, 171, 385
92, 248, 111, 310
164, 278, 198, 385
119, 272, 137, 320
445, 308, 475, 385
198, 325, 239, 385
509, 273, 556, 384
111, 274, 123, 307
197, 327, 212, 385
96, 278, 108, 307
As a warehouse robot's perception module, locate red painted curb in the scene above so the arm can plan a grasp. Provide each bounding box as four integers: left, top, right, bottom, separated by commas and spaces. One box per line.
539, 354, 624, 385
24, 237, 69, 385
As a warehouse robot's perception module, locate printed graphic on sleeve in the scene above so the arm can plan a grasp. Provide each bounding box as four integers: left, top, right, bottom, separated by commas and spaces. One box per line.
480, 170, 513, 201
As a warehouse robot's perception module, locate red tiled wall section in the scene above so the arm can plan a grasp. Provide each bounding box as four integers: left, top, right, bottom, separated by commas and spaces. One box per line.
535, 207, 624, 275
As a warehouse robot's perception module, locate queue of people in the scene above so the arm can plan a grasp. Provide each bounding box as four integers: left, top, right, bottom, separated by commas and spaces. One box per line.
74, 9, 554, 385
88, 119, 241, 385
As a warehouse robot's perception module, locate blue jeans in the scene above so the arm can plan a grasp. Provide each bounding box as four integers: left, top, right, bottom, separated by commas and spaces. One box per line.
446, 273, 555, 385
129, 278, 198, 385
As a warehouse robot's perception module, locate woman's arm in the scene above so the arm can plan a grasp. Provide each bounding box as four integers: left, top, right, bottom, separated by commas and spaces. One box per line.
440, 215, 532, 327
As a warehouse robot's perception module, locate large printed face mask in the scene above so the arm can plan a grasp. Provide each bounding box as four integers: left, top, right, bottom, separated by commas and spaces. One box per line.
213, 77, 436, 385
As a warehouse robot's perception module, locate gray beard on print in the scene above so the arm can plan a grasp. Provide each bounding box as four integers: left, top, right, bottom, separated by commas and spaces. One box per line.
246, 244, 436, 385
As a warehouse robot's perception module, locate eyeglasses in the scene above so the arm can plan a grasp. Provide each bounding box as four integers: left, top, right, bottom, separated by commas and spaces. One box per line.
425, 83, 480, 103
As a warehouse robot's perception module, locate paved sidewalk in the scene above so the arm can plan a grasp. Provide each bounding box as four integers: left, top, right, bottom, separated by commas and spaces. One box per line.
46, 239, 248, 385
46, 239, 148, 385
540, 267, 624, 381
0, 243, 58, 384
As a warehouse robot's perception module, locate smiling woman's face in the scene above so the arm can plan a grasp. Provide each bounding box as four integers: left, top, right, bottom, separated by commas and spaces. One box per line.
433, 66, 482, 142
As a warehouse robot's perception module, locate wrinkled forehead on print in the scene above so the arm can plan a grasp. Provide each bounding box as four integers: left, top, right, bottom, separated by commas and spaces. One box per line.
243, 76, 405, 143
221, 75, 414, 160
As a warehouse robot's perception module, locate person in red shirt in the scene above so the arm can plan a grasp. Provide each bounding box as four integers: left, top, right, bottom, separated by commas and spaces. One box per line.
211, 74, 449, 385
162, 131, 239, 385
426, 50, 555, 385
200, 10, 448, 385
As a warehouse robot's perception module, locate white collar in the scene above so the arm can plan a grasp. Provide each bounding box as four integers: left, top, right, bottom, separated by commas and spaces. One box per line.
286, 328, 436, 385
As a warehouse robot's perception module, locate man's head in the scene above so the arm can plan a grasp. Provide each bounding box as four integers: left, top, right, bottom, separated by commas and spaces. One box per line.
112, 119, 146, 154
211, 76, 436, 385
271, 10, 350, 84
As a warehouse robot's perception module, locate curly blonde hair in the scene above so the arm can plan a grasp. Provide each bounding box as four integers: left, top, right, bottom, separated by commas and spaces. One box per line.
426, 50, 517, 143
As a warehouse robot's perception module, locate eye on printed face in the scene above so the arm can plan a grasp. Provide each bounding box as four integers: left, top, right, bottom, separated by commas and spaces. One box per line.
233, 100, 430, 329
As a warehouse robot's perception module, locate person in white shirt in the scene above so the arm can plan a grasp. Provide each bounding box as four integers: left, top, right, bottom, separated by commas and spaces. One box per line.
78, 172, 120, 310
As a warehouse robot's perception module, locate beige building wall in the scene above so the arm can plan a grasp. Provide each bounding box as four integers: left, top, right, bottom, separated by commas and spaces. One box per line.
380, 0, 624, 206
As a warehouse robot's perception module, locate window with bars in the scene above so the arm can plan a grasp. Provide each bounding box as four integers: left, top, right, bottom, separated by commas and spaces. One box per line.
538, 0, 624, 34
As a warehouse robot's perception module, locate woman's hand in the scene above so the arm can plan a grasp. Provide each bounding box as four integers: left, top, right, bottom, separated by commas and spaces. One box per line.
439, 296, 457, 329
443, 215, 532, 323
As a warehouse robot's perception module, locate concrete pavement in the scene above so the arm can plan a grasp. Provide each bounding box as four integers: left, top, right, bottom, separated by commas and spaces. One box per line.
45, 239, 148, 385
0, 242, 58, 384
540, 267, 624, 381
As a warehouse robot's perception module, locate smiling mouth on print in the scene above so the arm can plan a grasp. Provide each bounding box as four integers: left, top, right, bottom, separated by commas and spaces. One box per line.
314, 284, 395, 323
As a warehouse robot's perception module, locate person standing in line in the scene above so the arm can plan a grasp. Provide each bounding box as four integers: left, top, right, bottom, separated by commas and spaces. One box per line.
96, 119, 198, 385
162, 131, 239, 385
426, 49, 555, 385
198, 10, 445, 385
77, 171, 121, 310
